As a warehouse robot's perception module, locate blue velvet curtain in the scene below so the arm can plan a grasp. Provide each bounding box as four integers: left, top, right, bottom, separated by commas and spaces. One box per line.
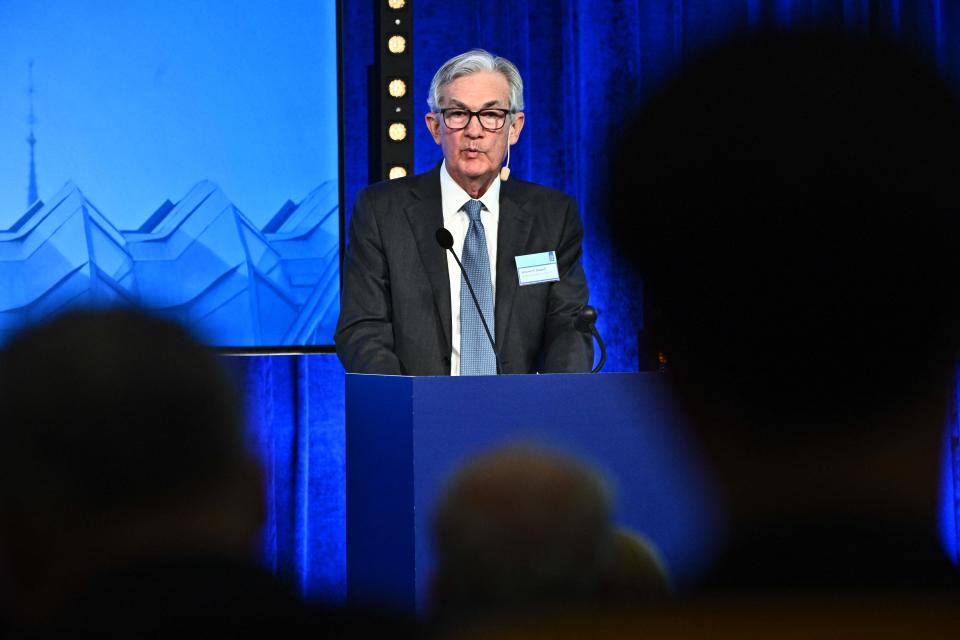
222, 355, 347, 601
243, 0, 960, 601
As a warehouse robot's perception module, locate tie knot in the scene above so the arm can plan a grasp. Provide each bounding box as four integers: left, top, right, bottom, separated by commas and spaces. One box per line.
463, 199, 483, 222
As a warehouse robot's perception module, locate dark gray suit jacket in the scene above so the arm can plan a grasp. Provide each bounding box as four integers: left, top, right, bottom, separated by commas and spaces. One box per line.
335, 165, 593, 375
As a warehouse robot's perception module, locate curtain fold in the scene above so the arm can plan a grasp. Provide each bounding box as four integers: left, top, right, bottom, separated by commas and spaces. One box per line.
223, 354, 347, 601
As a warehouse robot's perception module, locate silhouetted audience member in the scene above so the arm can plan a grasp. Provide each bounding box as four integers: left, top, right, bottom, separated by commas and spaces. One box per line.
609, 31, 960, 592
431, 446, 669, 628
605, 529, 671, 600
0, 309, 312, 635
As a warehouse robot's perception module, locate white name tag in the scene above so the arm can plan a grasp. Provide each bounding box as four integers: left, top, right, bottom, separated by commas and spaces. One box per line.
515, 251, 560, 286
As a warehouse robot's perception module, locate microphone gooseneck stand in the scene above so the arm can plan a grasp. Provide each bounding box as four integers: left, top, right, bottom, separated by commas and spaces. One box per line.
575, 305, 606, 374
436, 228, 502, 375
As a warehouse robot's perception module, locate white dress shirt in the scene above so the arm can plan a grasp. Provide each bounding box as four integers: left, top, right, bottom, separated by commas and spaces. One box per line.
439, 160, 500, 376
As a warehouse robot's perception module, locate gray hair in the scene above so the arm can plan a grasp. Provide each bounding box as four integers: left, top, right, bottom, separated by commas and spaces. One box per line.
427, 49, 525, 112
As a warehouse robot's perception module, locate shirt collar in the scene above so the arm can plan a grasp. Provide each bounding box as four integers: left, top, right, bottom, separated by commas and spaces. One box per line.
440, 160, 501, 218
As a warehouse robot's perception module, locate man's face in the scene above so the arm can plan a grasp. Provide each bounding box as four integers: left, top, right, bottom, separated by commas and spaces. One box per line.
425, 70, 525, 195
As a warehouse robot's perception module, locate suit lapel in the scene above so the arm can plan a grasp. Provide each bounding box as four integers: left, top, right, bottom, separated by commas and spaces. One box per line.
404, 167, 452, 355
495, 184, 533, 350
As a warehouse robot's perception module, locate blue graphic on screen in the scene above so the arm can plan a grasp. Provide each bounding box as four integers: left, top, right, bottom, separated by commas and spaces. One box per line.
0, 1, 339, 347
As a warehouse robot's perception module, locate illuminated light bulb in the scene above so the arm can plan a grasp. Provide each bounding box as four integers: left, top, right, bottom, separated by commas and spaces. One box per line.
388, 78, 407, 98
388, 166, 408, 179
388, 122, 408, 141
388, 35, 406, 54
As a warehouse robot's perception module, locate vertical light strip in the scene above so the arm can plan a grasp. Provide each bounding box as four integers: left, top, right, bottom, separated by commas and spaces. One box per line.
374, 0, 414, 182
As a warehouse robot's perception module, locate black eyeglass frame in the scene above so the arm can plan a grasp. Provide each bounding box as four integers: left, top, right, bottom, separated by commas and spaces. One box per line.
437, 107, 515, 132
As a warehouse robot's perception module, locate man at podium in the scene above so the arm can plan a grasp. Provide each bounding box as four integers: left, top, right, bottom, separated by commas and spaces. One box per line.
336, 49, 592, 376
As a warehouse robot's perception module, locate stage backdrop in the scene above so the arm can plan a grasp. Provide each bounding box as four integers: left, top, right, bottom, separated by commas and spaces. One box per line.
0, 1, 340, 348
250, 0, 960, 602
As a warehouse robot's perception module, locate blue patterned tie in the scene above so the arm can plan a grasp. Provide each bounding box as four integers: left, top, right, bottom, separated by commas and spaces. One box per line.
460, 199, 496, 375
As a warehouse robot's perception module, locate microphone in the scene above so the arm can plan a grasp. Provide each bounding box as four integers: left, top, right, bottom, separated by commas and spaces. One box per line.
575, 305, 606, 374
500, 141, 511, 181
435, 227, 455, 250
436, 228, 502, 375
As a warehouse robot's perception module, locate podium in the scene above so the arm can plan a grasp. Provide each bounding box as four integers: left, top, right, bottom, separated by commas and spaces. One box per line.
345, 372, 719, 612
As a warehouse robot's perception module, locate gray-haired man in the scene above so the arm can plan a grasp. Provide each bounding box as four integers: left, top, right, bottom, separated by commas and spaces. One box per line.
336, 49, 592, 376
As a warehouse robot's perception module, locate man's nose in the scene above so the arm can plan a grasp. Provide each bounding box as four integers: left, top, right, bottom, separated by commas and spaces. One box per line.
465, 113, 484, 136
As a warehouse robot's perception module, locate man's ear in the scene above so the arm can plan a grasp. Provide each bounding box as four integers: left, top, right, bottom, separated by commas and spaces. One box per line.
425, 112, 442, 144
508, 111, 525, 145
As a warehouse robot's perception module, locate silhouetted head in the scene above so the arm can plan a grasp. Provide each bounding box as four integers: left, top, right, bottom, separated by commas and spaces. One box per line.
610, 31, 960, 437
0, 308, 263, 621
431, 446, 617, 620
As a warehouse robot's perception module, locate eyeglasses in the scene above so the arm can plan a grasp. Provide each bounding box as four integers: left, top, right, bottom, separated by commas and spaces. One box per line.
438, 108, 513, 131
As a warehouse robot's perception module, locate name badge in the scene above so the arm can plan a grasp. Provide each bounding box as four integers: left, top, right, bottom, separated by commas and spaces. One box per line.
515, 251, 560, 286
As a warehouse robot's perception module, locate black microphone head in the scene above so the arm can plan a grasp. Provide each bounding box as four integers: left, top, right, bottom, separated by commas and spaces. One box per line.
574, 305, 598, 332
436, 228, 454, 250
